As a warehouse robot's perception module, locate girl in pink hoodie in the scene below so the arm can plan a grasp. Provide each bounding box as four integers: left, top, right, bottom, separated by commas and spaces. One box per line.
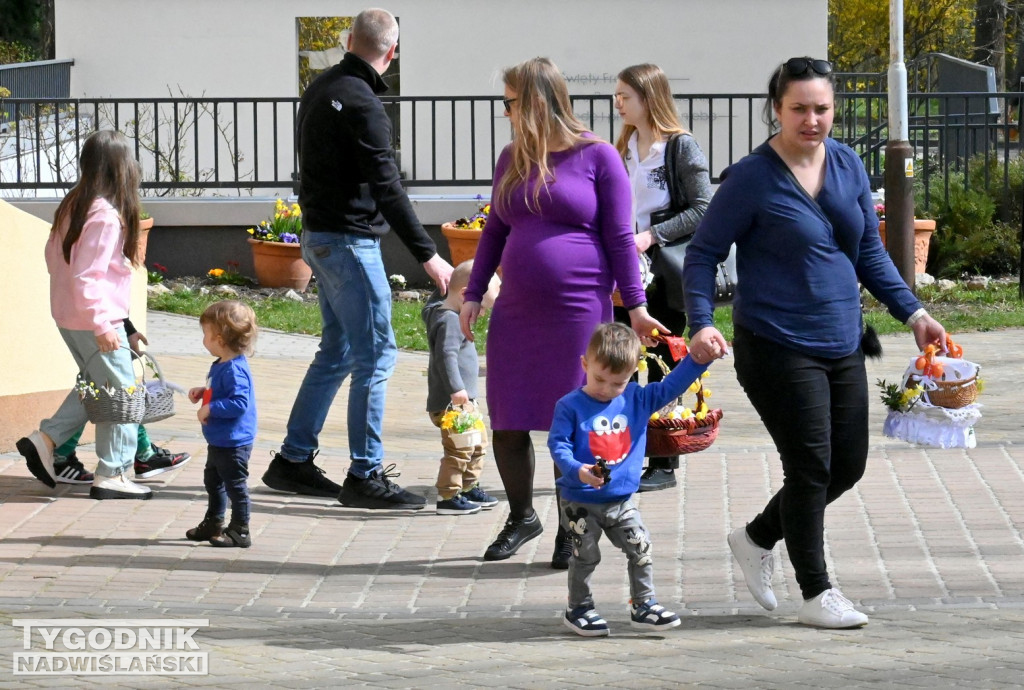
17, 130, 151, 500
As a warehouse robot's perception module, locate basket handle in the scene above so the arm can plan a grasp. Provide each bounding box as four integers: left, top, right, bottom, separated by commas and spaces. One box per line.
79, 347, 149, 386
136, 351, 167, 384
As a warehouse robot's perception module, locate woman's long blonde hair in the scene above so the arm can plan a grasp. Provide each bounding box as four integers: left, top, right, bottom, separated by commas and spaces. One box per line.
614, 63, 687, 160
496, 57, 596, 213
52, 130, 142, 266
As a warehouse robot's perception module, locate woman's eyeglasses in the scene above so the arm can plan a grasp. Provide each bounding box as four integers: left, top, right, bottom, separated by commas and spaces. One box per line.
502, 97, 517, 112
783, 57, 833, 77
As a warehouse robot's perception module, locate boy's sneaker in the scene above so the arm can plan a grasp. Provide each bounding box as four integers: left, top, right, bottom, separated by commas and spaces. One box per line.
16, 431, 56, 488
135, 445, 191, 479
798, 588, 869, 629
90, 473, 153, 500
436, 493, 482, 515
338, 464, 426, 510
728, 526, 778, 610
461, 485, 499, 508
563, 605, 610, 637
262, 451, 341, 498
629, 599, 681, 631
53, 452, 94, 484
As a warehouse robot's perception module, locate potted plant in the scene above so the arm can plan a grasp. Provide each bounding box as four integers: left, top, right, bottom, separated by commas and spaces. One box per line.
441, 197, 490, 267
136, 208, 155, 264
874, 195, 935, 275
246, 199, 312, 291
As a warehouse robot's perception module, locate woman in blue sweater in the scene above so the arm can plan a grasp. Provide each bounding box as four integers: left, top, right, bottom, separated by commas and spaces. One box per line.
682, 58, 947, 629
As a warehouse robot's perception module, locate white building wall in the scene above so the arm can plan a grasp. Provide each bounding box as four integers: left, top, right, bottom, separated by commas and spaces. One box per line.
56, 1, 826, 99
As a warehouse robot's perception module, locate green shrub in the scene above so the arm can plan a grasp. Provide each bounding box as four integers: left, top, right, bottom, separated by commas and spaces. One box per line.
921, 160, 1021, 279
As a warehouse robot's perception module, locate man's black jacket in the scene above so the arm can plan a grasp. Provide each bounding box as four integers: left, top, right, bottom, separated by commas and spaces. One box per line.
296, 52, 436, 263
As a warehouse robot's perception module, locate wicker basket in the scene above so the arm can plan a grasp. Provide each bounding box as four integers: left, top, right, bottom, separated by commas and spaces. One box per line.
77, 349, 176, 424
644, 347, 723, 455
648, 408, 723, 456
903, 338, 980, 410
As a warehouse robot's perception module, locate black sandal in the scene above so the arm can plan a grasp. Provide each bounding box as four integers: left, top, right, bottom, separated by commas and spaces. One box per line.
210, 523, 251, 548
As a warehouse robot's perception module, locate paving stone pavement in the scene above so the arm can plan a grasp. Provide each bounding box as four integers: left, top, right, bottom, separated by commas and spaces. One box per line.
1, 312, 1022, 688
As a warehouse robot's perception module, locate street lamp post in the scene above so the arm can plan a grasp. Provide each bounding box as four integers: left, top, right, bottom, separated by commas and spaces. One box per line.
884, 0, 917, 290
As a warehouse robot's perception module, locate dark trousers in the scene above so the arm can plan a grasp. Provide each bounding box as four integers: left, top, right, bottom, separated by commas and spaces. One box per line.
614, 272, 687, 470
732, 325, 868, 600
205, 444, 252, 526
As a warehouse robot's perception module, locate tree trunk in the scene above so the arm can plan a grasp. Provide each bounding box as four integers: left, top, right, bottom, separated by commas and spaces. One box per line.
975, 0, 1009, 88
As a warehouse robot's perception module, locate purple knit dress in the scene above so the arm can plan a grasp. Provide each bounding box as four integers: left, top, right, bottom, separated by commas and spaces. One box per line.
464, 139, 645, 431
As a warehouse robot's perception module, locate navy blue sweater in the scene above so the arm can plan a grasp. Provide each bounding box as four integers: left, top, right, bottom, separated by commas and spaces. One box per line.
683, 138, 920, 358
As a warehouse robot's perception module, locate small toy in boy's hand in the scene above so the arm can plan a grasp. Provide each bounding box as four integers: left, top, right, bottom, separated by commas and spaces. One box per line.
594, 458, 610, 485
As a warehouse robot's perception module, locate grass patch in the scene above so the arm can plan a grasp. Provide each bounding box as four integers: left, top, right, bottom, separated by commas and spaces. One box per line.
148, 288, 489, 353
149, 281, 1023, 353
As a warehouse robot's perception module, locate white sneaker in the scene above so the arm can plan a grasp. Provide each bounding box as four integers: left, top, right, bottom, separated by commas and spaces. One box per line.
16, 430, 56, 488
90, 473, 153, 500
798, 588, 869, 629
728, 526, 778, 610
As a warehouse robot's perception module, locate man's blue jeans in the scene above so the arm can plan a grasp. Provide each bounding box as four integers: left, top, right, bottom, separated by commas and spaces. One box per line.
281, 231, 397, 478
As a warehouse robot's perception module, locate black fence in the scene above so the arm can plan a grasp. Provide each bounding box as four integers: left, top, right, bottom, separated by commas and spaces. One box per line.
1, 91, 1020, 212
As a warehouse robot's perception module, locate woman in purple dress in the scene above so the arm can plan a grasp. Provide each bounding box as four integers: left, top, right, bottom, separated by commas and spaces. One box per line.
461, 57, 666, 564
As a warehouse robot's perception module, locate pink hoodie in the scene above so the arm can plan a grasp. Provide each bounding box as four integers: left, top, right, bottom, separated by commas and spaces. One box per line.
45, 197, 132, 336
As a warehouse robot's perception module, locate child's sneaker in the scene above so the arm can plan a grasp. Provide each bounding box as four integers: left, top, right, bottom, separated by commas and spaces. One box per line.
436, 493, 482, 515
461, 485, 499, 508
563, 605, 610, 637
53, 452, 94, 484
629, 599, 681, 631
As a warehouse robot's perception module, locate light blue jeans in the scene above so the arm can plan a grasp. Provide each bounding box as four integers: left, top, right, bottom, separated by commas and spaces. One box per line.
281, 231, 397, 478
41, 327, 138, 478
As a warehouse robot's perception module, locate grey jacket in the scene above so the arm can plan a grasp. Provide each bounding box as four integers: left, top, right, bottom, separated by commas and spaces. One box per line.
422, 296, 479, 413
649, 133, 712, 245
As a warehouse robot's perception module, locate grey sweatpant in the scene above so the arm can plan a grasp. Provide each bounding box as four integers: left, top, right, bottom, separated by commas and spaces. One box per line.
561, 497, 656, 609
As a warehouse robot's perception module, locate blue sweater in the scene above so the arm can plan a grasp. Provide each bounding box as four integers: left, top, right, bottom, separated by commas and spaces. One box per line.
202, 355, 257, 448
549, 356, 708, 504
683, 138, 920, 358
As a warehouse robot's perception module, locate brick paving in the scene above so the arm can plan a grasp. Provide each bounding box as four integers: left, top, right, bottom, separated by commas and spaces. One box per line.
0, 312, 1022, 687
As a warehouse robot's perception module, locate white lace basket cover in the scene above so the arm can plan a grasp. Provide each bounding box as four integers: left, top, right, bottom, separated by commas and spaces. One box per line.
884, 356, 982, 448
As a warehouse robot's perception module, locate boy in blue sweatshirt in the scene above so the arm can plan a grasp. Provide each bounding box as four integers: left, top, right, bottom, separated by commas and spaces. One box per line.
549, 322, 713, 636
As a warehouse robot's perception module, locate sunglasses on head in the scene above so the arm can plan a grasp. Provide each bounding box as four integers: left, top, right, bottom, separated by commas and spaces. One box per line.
783, 57, 833, 77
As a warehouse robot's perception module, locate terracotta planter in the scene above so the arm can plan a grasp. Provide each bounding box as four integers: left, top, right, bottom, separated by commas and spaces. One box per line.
878, 218, 936, 275
247, 238, 312, 291
136, 216, 155, 264
441, 222, 483, 267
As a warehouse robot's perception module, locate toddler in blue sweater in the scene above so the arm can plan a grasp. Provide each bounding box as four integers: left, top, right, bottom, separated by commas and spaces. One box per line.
549, 322, 713, 636
186, 300, 258, 548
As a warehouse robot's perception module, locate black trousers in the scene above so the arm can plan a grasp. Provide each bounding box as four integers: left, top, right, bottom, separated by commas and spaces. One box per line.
614, 272, 687, 470
733, 325, 868, 600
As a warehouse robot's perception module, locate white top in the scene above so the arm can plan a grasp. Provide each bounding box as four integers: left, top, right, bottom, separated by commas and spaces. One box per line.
625, 131, 671, 236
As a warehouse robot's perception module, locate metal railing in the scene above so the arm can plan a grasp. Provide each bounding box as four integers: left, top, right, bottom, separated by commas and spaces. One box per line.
2, 92, 1021, 212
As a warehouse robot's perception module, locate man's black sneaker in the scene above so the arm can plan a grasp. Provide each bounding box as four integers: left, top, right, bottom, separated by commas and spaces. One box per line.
54, 452, 95, 485
337, 464, 426, 510
637, 467, 677, 492
262, 451, 341, 498
135, 445, 192, 479
484, 512, 543, 561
